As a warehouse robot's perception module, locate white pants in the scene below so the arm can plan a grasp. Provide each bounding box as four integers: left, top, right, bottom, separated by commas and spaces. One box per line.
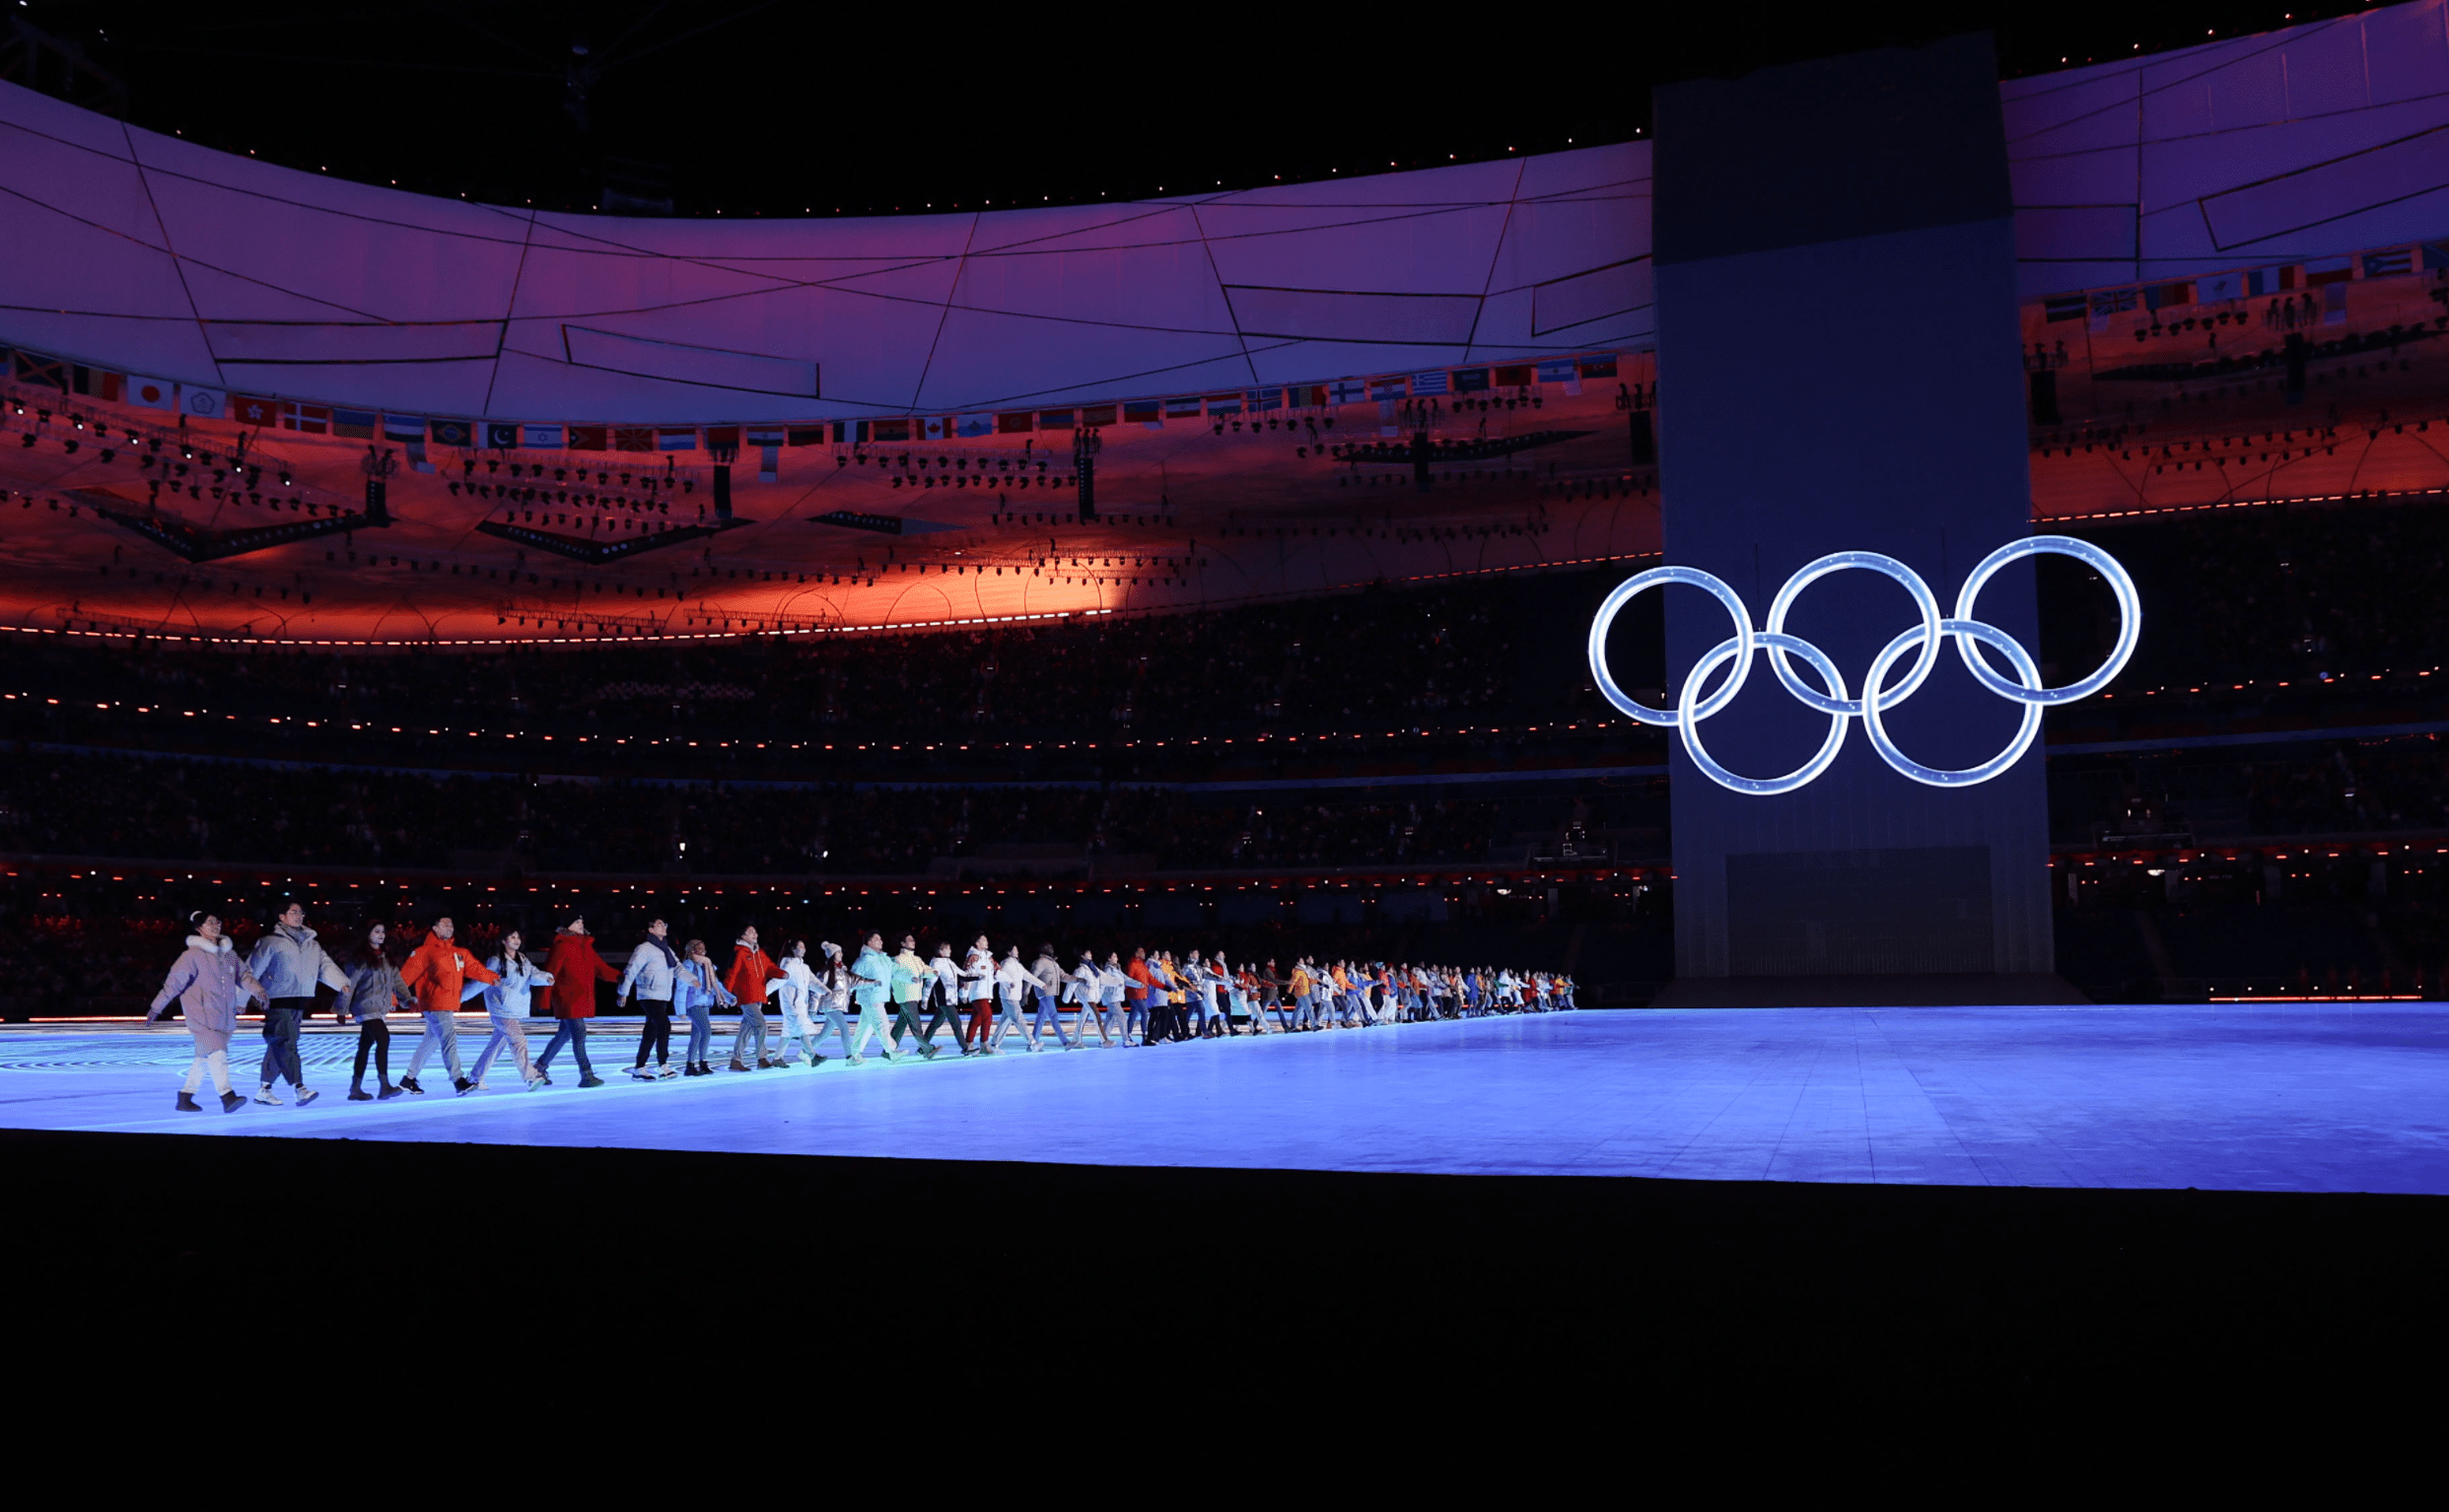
180, 1048, 232, 1096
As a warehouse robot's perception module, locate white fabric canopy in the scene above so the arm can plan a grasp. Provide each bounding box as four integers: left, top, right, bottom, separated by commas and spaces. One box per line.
2, 2, 2442, 421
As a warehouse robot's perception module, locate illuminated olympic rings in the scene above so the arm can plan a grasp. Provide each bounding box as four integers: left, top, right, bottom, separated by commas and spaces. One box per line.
1585, 537, 2140, 793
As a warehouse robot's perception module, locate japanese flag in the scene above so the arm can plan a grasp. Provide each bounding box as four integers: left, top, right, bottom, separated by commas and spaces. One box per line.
128, 377, 175, 411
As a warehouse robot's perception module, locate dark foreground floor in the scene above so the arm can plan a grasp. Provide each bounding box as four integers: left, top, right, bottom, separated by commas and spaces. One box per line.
14, 1129, 2446, 1388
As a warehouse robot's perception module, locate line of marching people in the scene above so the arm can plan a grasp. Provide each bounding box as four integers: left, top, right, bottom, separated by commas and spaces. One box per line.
144, 903, 1574, 1111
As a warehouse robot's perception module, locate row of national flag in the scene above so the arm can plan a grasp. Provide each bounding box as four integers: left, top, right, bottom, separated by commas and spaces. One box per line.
6, 348, 1624, 453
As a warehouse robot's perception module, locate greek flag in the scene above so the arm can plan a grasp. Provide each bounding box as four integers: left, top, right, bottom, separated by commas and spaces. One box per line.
1411, 371, 1450, 396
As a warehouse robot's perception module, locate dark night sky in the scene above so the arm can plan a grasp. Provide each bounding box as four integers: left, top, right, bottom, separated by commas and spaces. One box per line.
10, 1, 2382, 217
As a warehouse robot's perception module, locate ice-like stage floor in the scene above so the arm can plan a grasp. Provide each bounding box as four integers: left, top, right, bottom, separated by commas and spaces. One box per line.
3, 1006, 2446, 1193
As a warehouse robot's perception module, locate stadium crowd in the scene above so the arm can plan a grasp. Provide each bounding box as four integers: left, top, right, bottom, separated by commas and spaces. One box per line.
0, 750, 1515, 872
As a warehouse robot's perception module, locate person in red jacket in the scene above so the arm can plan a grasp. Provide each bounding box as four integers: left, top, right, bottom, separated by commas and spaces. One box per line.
536, 915, 617, 1087
397, 917, 500, 1094
723, 926, 780, 1071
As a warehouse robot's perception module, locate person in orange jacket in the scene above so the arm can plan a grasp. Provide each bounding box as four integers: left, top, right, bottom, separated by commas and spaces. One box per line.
1124, 947, 1156, 1046
722, 925, 780, 1071
397, 916, 500, 1094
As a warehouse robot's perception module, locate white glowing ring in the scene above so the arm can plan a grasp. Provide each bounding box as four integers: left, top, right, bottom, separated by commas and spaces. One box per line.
1677, 631, 1851, 795
1860, 618, 2046, 788
1953, 534, 2141, 705
1587, 536, 2138, 792
1586, 565, 1753, 727
1763, 550, 1941, 716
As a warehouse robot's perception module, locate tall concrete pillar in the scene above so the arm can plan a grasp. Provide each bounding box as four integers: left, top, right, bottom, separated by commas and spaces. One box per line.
1644, 34, 2064, 1002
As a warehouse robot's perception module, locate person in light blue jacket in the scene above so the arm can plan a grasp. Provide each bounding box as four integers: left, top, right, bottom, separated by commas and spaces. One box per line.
468, 928, 554, 1092
674, 937, 735, 1077
846, 931, 899, 1064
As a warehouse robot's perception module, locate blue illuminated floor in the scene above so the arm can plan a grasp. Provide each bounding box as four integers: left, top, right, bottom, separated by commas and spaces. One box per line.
4, 1007, 2446, 1193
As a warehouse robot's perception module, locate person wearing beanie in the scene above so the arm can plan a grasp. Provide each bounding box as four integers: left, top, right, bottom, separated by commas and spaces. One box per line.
335, 922, 404, 1100
245, 898, 350, 1107
398, 917, 499, 1094
722, 926, 779, 1072
536, 916, 614, 1087
147, 909, 267, 1113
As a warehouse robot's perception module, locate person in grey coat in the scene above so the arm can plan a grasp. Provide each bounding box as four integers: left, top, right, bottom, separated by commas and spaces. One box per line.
147, 909, 267, 1113
245, 899, 350, 1107
335, 921, 405, 1100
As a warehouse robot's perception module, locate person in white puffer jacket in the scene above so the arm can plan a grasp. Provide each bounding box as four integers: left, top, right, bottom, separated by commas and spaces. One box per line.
769, 938, 834, 1066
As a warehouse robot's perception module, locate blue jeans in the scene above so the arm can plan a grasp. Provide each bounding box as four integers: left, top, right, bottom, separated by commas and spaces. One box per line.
1031, 989, 1072, 1046
537, 1018, 593, 1076
685, 1001, 712, 1063
731, 1001, 768, 1063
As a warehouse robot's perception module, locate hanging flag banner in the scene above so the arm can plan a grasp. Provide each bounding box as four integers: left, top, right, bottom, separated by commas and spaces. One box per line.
1245, 388, 1282, 412
1163, 395, 1203, 418
283, 403, 332, 434
429, 418, 475, 447
484, 423, 519, 449
127, 376, 175, 410
746, 426, 785, 482
613, 427, 655, 451
382, 415, 425, 443
521, 423, 565, 448
1447, 369, 1487, 393
1124, 399, 1161, 425
568, 425, 609, 450
182, 387, 226, 419
1369, 375, 1408, 400
1205, 394, 1242, 415
956, 414, 996, 437
229, 394, 280, 427
1328, 378, 1366, 404
332, 408, 376, 439
1536, 357, 1581, 394
656, 428, 697, 450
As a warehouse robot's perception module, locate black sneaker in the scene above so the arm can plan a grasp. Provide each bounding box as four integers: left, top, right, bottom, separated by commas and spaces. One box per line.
579, 1074, 604, 1087
400, 1076, 424, 1094
452, 1076, 475, 1095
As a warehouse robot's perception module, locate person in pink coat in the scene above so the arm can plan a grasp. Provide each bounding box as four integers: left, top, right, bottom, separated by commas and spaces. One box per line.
147, 909, 268, 1114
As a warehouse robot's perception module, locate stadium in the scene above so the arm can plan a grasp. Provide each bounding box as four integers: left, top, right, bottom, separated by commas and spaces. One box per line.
4, 3, 2447, 1380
